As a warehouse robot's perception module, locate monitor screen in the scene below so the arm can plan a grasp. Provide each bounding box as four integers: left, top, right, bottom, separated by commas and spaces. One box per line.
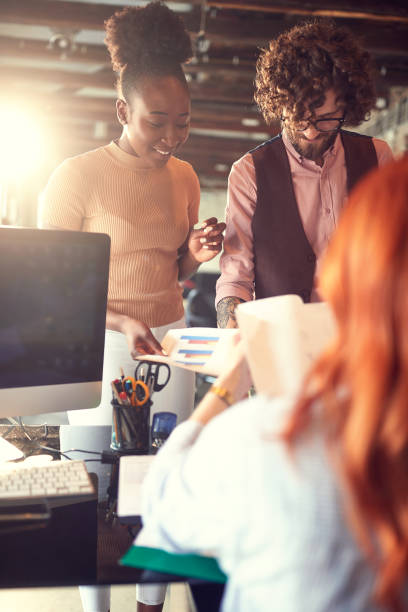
0, 227, 110, 418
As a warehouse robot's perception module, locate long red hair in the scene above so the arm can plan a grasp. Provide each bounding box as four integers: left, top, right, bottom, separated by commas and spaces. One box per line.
282, 156, 408, 610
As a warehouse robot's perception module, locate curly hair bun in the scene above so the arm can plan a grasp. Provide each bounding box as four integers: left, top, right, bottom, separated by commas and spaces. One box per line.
104, 1, 193, 73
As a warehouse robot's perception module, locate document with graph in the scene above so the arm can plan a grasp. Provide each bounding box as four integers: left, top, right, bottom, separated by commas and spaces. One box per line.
137, 328, 240, 375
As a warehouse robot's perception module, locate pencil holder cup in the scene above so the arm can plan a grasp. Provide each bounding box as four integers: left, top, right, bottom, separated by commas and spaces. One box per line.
110, 399, 151, 453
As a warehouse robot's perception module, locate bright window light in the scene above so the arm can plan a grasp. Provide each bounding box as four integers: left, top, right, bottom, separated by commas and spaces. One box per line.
0, 105, 45, 183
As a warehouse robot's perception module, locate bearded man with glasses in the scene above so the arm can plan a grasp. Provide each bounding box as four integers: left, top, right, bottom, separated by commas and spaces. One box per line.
216, 20, 393, 328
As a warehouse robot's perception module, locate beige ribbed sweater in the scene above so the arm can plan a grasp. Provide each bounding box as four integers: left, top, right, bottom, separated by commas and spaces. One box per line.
39, 141, 200, 327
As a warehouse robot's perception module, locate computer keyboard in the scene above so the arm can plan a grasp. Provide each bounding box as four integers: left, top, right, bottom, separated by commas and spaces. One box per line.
0, 459, 95, 501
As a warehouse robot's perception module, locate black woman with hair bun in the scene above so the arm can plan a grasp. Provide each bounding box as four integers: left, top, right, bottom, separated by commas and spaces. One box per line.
39, 3, 225, 611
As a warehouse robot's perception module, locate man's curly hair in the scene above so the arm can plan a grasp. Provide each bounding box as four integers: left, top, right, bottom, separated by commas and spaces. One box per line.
104, 1, 192, 100
254, 20, 376, 127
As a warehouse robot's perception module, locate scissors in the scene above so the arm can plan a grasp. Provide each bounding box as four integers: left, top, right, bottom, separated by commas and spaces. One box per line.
123, 376, 150, 406
134, 361, 171, 396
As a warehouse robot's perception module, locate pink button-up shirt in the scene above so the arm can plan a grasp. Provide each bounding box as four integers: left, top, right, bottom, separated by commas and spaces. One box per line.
216, 131, 393, 304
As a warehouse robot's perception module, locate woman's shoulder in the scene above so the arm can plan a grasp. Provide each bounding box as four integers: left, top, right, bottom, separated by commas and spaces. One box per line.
169, 156, 199, 179
48, 145, 110, 182
59, 144, 110, 170
168, 157, 200, 200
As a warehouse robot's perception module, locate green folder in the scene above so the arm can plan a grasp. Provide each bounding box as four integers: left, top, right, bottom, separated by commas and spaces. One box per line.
120, 545, 227, 584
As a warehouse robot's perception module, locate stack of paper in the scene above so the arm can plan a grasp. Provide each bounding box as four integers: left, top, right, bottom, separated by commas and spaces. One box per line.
236, 295, 336, 397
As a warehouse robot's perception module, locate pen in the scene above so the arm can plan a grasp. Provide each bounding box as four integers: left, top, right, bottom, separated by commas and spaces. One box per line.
115, 408, 124, 447
112, 405, 120, 446
119, 391, 131, 406
111, 380, 124, 404
113, 378, 123, 392
120, 407, 138, 440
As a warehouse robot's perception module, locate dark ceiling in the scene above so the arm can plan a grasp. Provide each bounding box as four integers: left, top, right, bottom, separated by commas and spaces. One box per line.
1, 0, 408, 188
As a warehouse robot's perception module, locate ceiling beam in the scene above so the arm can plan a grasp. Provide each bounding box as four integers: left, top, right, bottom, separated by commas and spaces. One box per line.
0, 35, 110, 64
0, 1, 200, 31
0, 35, 257, 78
206, 1, 408, 24
1, 0, 408, 56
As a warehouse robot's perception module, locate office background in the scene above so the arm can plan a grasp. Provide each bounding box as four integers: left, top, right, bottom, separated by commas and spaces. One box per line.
0, 2, 407, 610
0, 0, 407, 240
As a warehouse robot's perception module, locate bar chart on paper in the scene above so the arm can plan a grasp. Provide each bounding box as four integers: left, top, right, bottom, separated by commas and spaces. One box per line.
135, 328, 240, 376
174, 333, 221, 367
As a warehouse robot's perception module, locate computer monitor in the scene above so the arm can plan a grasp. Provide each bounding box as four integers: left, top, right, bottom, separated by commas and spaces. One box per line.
0, 226, 110, 419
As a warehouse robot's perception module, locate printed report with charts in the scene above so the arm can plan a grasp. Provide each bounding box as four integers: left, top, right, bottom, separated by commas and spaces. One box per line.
137, 294, 336, 394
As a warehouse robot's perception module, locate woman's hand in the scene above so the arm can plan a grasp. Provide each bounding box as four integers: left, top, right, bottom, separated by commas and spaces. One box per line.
214, 338, 253, 405
120, 317, 164, 358
188, 217, 226, 264
190, 338, 253, 425
107, 309, 163, 357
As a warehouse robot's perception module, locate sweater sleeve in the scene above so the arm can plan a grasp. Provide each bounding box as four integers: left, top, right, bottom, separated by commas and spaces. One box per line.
38, 158, 87, 230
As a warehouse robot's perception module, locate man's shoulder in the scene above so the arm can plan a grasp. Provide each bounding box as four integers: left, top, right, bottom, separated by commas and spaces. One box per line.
248, 134, 283, 156
232, 135, 282, 167
340, 130, 393, 164
229, 136, 283, 175
340, 129, 374, 140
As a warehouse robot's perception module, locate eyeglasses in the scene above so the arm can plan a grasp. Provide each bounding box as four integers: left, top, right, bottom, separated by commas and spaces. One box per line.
281, 116, 345, 133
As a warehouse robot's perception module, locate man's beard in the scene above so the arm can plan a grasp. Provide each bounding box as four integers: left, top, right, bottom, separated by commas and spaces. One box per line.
285, 127, 338, 162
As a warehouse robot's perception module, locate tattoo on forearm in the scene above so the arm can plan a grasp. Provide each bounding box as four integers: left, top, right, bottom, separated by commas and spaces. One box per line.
216, 297, 245, 328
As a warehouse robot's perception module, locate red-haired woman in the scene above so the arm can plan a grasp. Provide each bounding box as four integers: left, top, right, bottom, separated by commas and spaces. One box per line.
136, 156, 408, 612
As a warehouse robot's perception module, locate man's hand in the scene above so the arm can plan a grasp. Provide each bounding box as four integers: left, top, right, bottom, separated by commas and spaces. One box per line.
216, 296, 245, 328
188, 217, 226, 264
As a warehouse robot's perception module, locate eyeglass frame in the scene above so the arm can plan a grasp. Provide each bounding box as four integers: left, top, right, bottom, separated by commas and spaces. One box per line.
281, 115, 345, 133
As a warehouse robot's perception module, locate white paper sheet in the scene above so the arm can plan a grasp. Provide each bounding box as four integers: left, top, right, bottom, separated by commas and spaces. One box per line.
236, 295, 336, 397
117, 454, 156, 518
0, 437, 24, 463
